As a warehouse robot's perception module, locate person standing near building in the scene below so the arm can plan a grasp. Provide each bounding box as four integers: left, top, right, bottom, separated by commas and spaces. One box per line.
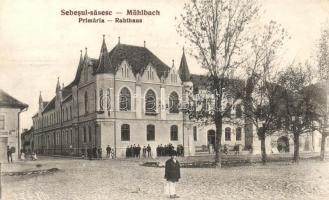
7, 146, 13, 163
164, 151, 181, 198
147, 144, 151, 158
106, 145, 111, 158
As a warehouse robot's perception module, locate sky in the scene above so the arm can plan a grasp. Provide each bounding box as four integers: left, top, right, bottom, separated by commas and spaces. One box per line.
0, 0, 329, 130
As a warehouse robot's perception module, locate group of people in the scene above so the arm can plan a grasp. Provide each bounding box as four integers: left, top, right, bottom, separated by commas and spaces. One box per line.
82, 146, 103, 160
156, 144, 184, 157
126, 144, 152, 158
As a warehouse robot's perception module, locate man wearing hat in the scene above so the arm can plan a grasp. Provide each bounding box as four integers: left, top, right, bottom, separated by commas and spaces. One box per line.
164, 150, 181, 198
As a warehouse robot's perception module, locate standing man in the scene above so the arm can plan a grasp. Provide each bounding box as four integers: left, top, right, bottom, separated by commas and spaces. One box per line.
164, 151, 180, 198
106, 145, 111, 158
147, 144, 151, 158
7, 146, 13, 163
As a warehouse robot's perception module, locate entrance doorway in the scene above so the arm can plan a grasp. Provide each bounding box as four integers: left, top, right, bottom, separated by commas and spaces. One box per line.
0, 137, 8, 162
277, 136, 289, 152
207, 130, 216, 146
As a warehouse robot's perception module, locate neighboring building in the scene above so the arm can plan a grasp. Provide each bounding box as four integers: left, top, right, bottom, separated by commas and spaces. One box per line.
0, 89, 28, 161
21, 127, 34, 153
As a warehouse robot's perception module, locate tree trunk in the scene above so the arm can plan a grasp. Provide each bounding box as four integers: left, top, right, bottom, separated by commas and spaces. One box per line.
214, 116, 223, 168
260, 136, 267, 165
320, 133, 327, 161
293, 132, 299, 163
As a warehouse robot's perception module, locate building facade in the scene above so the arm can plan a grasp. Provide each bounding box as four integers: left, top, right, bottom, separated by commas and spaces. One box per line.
29, 36, 328, 158
31, 37, 196, 158
0, 89, 28, 161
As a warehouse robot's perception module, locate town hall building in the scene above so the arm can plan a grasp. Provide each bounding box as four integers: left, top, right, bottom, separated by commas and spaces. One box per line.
29, 36, 326, 158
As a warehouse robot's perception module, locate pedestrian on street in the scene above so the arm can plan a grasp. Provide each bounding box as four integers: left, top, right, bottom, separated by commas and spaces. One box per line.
98, 147, 102, 160
106, 145, 111, 158
7, 146, 13, 163
147, 144, 151, 158
137, 144, 141, 158
142, 146, 147, 158
164, 151, 181, 198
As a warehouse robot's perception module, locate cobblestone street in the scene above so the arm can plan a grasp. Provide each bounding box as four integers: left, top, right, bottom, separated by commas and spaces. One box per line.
2, 157, 329, 200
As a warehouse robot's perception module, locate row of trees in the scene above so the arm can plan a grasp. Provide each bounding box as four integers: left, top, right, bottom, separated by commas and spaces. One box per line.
177, 0, 329, 167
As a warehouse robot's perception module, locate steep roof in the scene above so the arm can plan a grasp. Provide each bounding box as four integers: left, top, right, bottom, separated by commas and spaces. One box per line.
43, 97, 55, 113
0, 89, 28, 109
178, 50, 191, 82
108, 44, 171, 78
96, 36, 114, 74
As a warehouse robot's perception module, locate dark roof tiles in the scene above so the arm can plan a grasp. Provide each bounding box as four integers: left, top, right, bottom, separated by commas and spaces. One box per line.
0, 89, 28, 109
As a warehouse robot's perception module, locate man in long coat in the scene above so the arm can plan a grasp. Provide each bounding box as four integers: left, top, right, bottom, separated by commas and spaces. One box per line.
164, 151, 181, 198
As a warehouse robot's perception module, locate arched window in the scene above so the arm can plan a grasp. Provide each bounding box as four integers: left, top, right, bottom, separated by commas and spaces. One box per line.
145, 90, 156, 114
121, 124, 130, 141
225, 127, 231, 141
83, 127, 87, 143
147, 124, 155, 141
84, 92, 89, 114
236, 104, 242, 118
106, 89, 111, 110
99, 89, 104, 110
119, 87, 131, 111
170, 125, 178, 141
169, 92, 179, 113
236, 127, 242, 141
66, 107, 69, 121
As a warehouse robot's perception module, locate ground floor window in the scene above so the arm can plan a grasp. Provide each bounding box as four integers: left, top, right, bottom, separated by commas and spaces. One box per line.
225, 127, 231, 141
83, 127, 87, 143
0, 115, 5, 130
147, 124, 155, 141
121, 124, 130, 141
236, 127, 242, 141
170, 125, 178, 141
193, 126, 197, 141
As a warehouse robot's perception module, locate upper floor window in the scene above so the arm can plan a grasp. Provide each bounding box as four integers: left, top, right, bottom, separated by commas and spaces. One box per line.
169, 92, 179, 113
107, 89, 111, 110
225, 127, 231, 141
121, 124, 130, 141
236, 127, 242, 141
122, 64, 129, 78
99, 89, 104, 111
236, 104, 242, 118
147, 68, 154, 80
147, 124, 155, 141
84, 91, 89, 114
145, 90, 156, 114
170, 125, 178, 141
0, 115, 4, 130
119, 87, 131, 111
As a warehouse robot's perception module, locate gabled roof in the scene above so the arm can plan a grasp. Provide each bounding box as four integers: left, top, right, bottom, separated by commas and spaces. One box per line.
178, 50, 190, 82
43, 97, 55, 113
190, 74, 245, 98
43, 102, 49, 108
108, 44, 171, 78
0, 89, 28, 109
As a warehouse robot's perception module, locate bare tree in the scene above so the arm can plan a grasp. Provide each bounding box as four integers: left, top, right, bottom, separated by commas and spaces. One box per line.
242, 21, 287, 164
177, 0, 259, 167
315, 24, 329, 161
